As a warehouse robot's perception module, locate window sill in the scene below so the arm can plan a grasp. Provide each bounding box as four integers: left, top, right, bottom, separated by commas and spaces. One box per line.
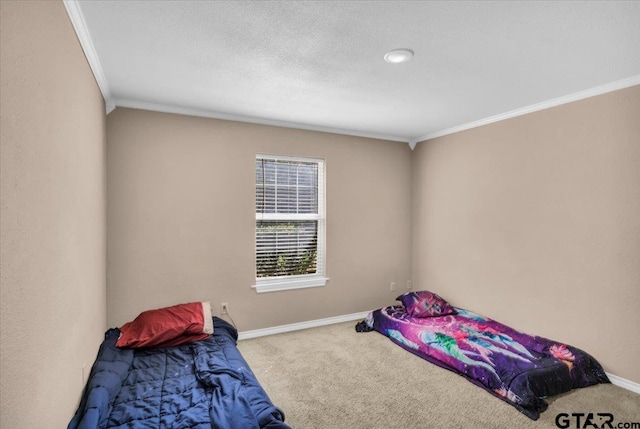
252, 275, 329, 293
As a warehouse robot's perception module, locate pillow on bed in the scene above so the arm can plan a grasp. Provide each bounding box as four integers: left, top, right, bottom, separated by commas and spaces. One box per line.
116, 301, 213, 349
396, 291, 456, 318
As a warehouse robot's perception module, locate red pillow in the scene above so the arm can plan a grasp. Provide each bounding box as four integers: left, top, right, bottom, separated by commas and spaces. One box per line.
116, 301, 213, 349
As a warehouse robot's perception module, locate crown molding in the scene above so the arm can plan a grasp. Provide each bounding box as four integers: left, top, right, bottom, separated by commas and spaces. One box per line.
61, 1, 640, 146
113, 98, 410, 143
63, 0, 113, 114
412, 75, 640, 147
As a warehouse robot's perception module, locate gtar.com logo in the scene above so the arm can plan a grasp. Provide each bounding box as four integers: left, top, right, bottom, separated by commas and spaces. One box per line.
555, 413, 614, 428
555, 413, 640, 429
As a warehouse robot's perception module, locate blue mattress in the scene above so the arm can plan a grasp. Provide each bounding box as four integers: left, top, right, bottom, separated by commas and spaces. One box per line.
69, 317, 290, 429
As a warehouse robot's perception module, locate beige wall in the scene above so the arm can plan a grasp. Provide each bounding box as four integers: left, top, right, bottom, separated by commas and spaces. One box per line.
1, 4, 637, 426
106, 108, 412, 330
0, 1, 107, 427
411, 85, 640, 383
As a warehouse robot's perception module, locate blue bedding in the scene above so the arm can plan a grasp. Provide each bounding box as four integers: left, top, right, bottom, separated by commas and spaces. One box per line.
69, 317, 290, 429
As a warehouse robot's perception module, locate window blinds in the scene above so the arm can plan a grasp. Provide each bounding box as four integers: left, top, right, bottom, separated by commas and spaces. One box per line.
255, 156, 324, 279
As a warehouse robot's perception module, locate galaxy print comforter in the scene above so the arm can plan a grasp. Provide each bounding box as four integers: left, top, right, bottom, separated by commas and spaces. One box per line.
357, 305, 609, 419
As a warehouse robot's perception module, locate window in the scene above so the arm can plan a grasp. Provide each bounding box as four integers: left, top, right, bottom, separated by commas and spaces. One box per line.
253, 154, 327, 293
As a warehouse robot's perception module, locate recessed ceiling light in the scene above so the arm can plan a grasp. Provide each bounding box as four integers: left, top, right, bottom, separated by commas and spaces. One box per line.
384, 48, 414, 64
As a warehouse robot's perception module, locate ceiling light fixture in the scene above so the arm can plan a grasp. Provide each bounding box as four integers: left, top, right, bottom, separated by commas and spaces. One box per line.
384, 48, 414, 64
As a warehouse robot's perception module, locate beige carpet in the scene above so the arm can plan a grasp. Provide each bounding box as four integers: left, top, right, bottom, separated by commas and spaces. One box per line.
238, 321, 640, 429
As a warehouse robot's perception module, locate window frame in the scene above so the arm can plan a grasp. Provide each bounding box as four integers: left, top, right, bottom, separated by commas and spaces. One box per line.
252, 154, 328, 293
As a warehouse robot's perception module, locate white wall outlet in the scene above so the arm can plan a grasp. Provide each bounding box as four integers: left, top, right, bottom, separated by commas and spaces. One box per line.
390, 282, 396, 291
407, 280, 412, 290
220, 302, 229, 315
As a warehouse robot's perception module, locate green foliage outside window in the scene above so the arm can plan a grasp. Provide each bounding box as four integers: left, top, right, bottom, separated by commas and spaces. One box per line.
256, 222, 317, 277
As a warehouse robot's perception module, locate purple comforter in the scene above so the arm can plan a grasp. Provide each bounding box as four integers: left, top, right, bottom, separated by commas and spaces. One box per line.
359, 305, 609, 419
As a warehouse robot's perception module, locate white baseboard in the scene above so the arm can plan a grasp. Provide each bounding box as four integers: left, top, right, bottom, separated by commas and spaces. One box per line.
238, 311, 640, 394
606, 373, 640, 395
237, 312, 640, 396
238, 311, 370, 341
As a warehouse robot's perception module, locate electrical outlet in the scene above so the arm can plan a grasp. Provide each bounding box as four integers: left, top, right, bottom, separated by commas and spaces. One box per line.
390, 282, 396, 291
407, 280, 412, 290
220, 303, 229, 315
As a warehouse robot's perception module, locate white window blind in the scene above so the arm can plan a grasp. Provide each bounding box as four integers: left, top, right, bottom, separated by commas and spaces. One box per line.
254, 154, 327, 293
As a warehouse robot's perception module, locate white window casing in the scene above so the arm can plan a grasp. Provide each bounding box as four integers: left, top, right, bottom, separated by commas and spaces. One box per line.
253, 154, 328, 293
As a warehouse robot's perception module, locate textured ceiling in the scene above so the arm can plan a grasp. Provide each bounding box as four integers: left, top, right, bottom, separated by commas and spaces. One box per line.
75, 1, 640, 143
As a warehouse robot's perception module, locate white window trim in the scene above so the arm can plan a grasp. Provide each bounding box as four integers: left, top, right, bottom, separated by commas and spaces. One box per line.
253, 154, 326, 293
252, 274, 329, 293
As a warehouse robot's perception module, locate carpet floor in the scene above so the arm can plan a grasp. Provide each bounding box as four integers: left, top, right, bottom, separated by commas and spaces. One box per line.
238, 321, 640, 429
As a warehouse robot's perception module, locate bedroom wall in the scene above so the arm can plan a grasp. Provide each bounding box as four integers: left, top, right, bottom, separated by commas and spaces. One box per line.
0, 1, 107, 427
106, 108, 412, 330
411, 85, 640, 384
